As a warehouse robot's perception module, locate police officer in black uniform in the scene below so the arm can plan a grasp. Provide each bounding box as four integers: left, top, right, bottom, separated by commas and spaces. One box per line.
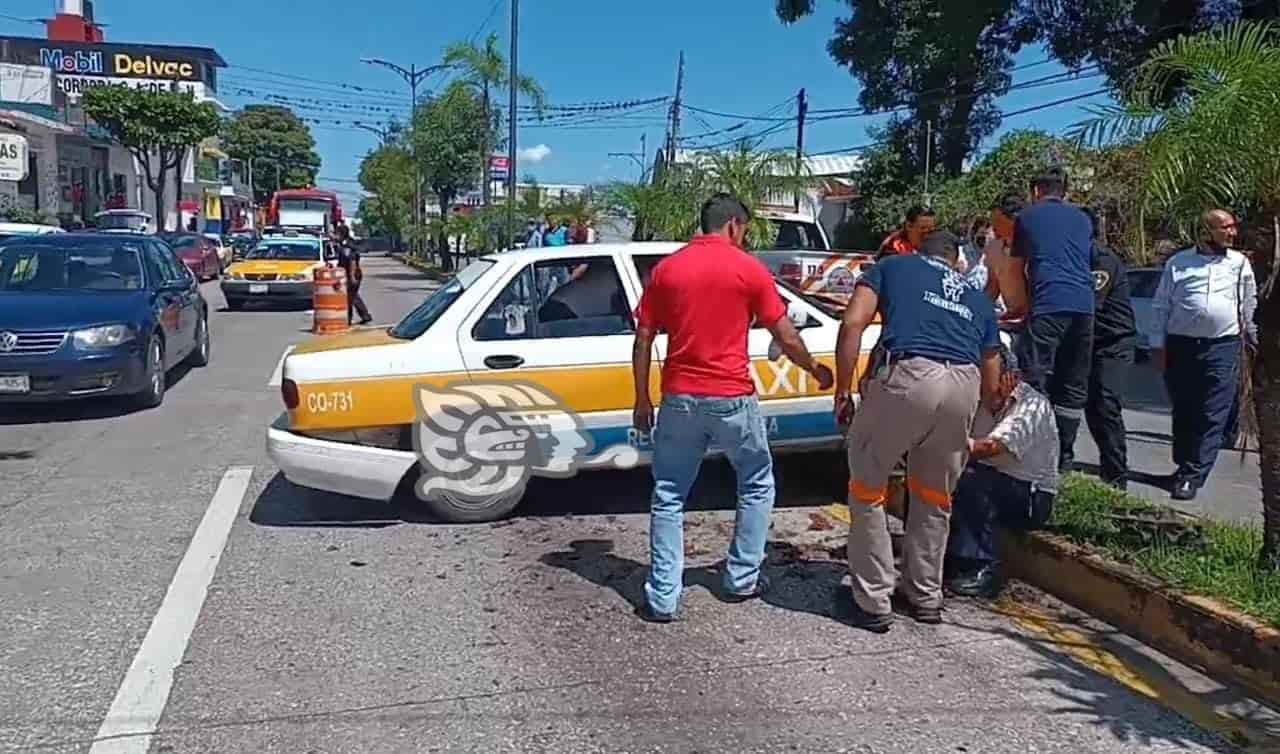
1063, 207, 1137, 489
334, 222, 372, 325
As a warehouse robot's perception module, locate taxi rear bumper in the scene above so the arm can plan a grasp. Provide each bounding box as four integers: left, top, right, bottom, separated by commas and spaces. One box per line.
266, 413, 417, 501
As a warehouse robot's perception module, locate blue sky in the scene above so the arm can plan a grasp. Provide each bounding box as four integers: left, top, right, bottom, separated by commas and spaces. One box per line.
2, 1, 1114, 208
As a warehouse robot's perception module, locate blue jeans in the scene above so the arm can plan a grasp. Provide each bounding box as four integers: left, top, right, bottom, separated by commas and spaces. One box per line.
1164, 334, 1240, 486
644, 393, 775, 615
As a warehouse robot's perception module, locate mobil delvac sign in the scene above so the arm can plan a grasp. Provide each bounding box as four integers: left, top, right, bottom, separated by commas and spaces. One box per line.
0, 36, 223, 93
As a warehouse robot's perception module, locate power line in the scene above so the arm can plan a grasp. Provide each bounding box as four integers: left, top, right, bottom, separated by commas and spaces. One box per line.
804, 87, 1111, 157
225, 66, 403, 95
0, 13, 42, 24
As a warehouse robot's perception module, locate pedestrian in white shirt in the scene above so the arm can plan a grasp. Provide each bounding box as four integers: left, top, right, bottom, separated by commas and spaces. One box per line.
945, 346, 1058, 598
1151, 209, 1257, 500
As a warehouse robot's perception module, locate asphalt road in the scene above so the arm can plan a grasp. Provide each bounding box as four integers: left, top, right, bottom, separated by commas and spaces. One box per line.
0, 253, 1270, 753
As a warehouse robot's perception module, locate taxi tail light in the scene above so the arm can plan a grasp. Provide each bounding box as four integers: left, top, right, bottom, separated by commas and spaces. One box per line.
282, 378, 299, 409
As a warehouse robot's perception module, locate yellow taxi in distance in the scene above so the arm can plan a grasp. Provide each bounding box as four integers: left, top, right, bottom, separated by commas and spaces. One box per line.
221, 230, 333, 310
268, 242, 884, 523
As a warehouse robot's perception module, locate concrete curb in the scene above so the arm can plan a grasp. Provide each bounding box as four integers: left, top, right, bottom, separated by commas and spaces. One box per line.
997, 529, 1280, 707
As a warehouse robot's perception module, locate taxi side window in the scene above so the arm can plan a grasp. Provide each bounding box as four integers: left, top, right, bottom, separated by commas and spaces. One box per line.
632, 253, 814, 330
473, 257, 635, 341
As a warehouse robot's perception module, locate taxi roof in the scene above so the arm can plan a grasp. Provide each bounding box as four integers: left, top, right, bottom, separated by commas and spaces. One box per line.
478, 241, 687, 265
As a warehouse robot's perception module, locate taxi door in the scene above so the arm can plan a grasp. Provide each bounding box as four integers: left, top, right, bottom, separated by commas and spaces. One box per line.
456, 250, 657, 455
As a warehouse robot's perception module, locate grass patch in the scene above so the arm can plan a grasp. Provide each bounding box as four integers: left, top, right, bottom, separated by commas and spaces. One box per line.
1053, 474, 1280, 628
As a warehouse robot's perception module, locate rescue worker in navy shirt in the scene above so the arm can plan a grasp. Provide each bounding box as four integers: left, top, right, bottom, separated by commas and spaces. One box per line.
834, 230, 1002, 633
1062, 207, 1137, 489
334, 223, 372, 325
1000, 168, 1096, 470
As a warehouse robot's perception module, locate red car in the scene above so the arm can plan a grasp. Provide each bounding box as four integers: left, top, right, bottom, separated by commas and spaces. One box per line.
163, 233, 222, 282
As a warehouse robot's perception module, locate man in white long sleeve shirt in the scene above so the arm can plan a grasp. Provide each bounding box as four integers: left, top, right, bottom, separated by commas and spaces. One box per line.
1151, 209, 1257, 500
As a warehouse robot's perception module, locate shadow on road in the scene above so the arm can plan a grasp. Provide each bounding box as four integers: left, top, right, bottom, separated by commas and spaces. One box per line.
250, 452, 851, 529
1072, 461, 1175, 492
539, 537, 1248, 751
0, 362, 198, 426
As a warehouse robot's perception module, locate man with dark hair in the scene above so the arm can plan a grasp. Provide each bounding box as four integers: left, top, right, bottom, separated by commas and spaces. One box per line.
878, 206, 937, 259
334, 224, 372, 325
834, 230, 1002, 632
1065, 207, 1137, 489
632, 192, 833, 623
1000, 167, 1095, 470
980, 191, 1027, 308
945, 345, 1059, 597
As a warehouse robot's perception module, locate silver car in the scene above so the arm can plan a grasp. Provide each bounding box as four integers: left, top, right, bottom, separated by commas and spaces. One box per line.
1128, 266, 1162, 353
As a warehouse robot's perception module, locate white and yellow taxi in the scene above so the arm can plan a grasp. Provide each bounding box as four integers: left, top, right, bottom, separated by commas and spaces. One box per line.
221, 231, 332, 310
267, 242, 884, 522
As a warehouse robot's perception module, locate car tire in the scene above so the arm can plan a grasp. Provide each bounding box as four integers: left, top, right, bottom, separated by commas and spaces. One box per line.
412, 476, 525, 523
226, 298, 244, 311
135, 335, 166, 409
188, 312, 210, 367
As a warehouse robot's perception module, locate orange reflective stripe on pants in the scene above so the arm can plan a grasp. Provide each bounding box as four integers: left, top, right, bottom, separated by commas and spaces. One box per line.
849, 478, 887, 506
907, 476, 952, 510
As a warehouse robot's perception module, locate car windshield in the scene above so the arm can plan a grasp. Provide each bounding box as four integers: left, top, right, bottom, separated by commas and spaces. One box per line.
391, 260, 495, 339
247, 242, 319, 261
167, 236, 200, 249
0, 240, 145, 292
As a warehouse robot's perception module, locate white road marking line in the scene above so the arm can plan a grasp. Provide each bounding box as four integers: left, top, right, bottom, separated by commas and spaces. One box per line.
268, 345, 295, 387
89, 466, 254, 754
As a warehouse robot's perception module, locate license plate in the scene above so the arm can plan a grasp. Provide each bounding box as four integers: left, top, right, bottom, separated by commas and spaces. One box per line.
249, 283, 268, 294
0, 374, 30, 393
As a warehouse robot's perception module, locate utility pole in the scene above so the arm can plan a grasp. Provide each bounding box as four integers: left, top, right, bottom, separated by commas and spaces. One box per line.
640, 132, 647, 182
360, 58, 451, 257
507, 0, 519, 249
667, 51, 684, 166
794, 87, 807, 212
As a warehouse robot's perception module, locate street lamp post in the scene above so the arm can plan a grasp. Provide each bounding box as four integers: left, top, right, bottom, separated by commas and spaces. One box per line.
360, 58, 451, 258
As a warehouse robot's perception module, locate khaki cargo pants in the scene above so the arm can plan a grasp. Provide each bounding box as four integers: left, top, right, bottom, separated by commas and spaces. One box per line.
846, 356, 981, 615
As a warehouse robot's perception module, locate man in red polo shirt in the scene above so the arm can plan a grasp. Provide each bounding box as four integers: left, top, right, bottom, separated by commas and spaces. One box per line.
631, 193, 834, 622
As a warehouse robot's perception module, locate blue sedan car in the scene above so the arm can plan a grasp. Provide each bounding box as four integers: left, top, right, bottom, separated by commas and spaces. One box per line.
0, 233, 210, 408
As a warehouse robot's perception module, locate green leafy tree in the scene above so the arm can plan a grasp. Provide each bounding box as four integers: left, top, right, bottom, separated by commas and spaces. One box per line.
82, 87, 221, 232
412, 83, 489, 270
698, 144, 815, 248
443, 32, 546, 208
1040, 0, 1279, 100
358, 141, 414, 249
222, 105, 322, 204
1075, 21, 1280, 565
776, 0, 1038, 177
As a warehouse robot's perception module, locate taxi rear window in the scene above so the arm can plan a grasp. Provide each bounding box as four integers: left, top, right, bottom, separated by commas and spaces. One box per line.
391, 260, 494, 339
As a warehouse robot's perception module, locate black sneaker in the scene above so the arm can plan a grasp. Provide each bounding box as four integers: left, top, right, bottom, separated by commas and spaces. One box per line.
1172, 478, 1197, 501
844, 601, 893, 634
637, 602, 676, 623
893, 594, 943, 624
723, 573, 771, 603
359, 315, 373, 325
945, 564, 1002, 599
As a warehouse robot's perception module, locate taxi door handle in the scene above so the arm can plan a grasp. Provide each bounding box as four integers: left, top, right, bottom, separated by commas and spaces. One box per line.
484, 354, 524, 370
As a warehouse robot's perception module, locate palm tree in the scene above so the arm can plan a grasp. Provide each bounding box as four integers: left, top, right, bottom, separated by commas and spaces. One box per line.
443, 32, 547, 210
698, 143, 816, 248
1074, 20, 1280, 565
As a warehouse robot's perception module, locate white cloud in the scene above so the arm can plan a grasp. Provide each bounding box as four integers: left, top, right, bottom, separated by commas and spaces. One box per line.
518, 144, 552, 163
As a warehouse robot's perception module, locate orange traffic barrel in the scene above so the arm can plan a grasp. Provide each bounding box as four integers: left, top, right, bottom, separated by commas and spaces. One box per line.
313, 267, 349, 334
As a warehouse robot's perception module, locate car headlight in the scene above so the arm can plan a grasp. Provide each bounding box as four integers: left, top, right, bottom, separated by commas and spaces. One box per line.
72, 324, 135, 349
228, 270, 244, 280
289, 273, 310, 281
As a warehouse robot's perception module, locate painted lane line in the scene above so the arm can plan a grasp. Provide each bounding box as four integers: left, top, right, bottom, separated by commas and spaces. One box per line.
268, 345, 296, 387
88, 466, 254, 754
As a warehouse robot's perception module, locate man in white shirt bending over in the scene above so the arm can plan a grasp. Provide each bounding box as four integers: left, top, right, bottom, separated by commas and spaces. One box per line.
945, 346, 1059, 598
1151, 209, 1257, 501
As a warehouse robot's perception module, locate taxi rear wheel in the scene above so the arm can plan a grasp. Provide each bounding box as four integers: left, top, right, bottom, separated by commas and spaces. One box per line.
401, 471, 525, 523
